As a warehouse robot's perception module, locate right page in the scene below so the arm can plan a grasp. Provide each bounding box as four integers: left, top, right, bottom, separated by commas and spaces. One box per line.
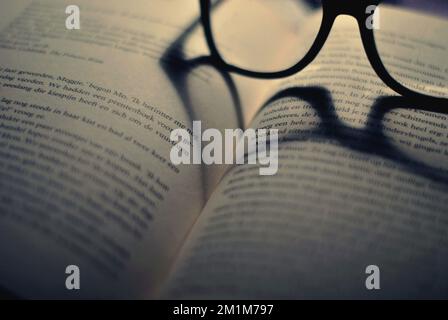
163, 11, 448, 299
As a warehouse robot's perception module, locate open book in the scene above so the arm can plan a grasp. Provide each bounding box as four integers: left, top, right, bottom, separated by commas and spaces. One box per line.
0, 0, 447, 299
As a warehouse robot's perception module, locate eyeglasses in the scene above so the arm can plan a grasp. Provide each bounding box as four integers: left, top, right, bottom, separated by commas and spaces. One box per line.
199, 0, 448, 104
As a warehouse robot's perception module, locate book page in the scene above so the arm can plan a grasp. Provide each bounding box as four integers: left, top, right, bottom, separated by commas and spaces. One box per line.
0, 0, 265, 298
164, 13, 448, 299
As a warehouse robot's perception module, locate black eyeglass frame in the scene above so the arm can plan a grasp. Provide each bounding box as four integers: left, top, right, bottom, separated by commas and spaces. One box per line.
200, 0, 447, 105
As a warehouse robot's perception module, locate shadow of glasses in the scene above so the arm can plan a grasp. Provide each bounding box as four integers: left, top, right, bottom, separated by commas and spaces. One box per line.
258, 86, 448, 185
159, 10, 245, 202
160, 5, 448, 188
159, 11, 244, 129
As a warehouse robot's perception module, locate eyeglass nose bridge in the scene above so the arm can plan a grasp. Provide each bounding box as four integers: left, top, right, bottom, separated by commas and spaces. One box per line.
324, 0, 381, 20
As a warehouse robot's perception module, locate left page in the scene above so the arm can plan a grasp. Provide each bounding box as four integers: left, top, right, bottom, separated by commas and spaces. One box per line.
0, 0, 255, 298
